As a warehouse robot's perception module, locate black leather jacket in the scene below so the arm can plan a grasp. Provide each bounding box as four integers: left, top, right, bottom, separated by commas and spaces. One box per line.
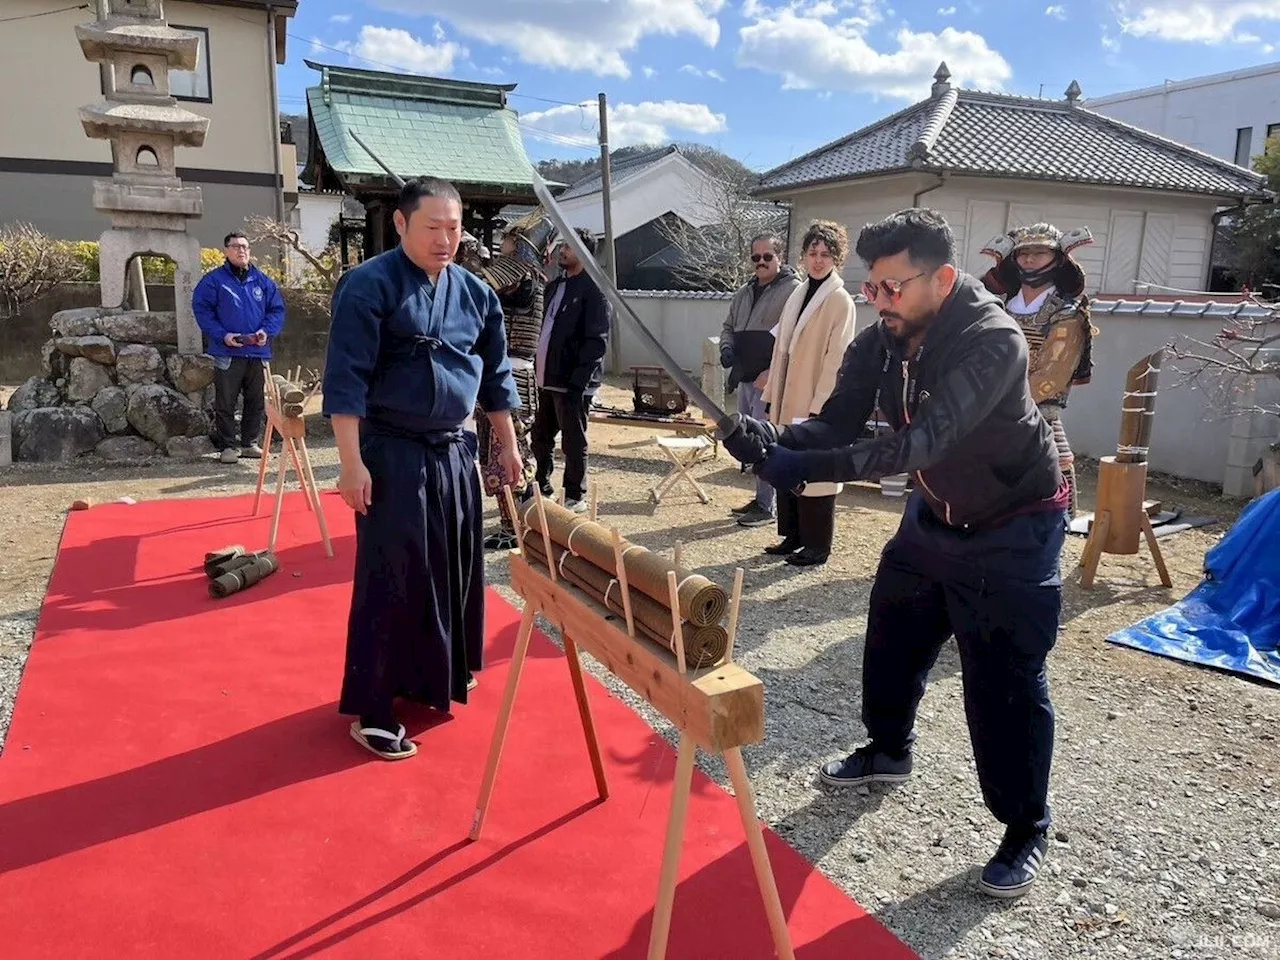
782, 273, 1063, 530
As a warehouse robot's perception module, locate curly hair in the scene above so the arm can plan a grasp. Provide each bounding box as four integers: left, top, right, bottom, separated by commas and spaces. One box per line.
800, 219, 849, 267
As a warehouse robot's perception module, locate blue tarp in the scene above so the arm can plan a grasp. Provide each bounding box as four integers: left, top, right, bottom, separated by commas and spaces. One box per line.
1107, 487, 1280, 686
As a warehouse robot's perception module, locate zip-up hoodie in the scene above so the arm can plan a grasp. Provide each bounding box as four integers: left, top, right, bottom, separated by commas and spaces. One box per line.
720, 265, 800, 387
781, 272, 1063, 530
192, 261, 286, 359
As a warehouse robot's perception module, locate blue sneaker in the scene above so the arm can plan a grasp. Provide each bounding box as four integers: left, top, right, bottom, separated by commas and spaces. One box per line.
818, 744, 913, 787
979, 827, 1049, 898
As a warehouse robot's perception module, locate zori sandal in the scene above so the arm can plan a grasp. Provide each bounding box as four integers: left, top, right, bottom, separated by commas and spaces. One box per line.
349, 721, 418, 761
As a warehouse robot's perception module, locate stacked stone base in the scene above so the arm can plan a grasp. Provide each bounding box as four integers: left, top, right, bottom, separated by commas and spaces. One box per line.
6, 307, 218, 462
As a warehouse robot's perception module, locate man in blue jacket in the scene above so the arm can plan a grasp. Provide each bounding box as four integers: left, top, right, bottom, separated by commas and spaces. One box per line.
193, 231, 287, 463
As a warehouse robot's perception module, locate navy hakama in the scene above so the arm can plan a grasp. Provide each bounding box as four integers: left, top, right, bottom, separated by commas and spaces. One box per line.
339, 422, 484, 716
322, 248, 520, 728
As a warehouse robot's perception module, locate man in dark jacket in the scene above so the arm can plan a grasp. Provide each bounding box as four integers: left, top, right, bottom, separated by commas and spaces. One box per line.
724, 208, 1068, 900
531, 228, 610, 512
193, 231, 286, 464
719, 233, 801, 527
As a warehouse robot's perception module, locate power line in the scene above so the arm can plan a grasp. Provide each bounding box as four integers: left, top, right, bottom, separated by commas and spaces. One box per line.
0, 3, 89, 23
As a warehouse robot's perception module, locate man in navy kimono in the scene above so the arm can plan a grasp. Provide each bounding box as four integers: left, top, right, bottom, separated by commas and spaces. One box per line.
323, 177, 523, 761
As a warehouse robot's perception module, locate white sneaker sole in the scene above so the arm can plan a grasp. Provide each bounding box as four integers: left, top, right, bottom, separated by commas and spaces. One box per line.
978, 876, 1036, 899
818, 768, 912, 788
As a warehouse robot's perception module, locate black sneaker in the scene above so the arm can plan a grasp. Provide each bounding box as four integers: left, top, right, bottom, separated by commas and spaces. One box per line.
730, 499, 758, 515
979, 827, 1049, 899
736, 503, 775, 527
818, 744, 913, 787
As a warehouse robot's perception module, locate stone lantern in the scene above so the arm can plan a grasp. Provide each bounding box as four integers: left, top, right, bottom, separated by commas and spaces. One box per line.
76, 0, 210, 355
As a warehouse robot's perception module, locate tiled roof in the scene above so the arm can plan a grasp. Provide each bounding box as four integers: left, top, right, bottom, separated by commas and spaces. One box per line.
756, 69, 1268, 200
304, 60, 538, 196
617, 290, 1274, 316
557, 146, 680, 201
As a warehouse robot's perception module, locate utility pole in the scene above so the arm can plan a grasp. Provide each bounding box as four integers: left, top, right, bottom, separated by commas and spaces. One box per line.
598, 92, 621, 374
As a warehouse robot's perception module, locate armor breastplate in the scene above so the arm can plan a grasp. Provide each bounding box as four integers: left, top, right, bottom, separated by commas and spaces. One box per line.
1010, 293, 1091, 407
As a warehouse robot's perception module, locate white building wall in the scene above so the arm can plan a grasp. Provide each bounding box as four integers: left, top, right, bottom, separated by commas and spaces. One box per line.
1085, 63, 1280, 167
781, 175, 1219, 296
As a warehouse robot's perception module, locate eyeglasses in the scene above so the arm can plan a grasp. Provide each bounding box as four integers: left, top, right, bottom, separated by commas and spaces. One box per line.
751, 253, 775, 263
862, 272, 925, 302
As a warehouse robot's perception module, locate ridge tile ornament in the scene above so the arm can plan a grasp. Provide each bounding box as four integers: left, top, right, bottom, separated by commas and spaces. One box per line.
76, 0, 210, 354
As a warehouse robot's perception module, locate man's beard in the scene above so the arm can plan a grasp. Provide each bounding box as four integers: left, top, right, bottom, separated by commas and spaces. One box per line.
879, 310, 930, 346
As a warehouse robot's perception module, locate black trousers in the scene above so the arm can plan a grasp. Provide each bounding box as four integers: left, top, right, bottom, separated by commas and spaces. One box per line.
861, 493, 1066, 833
211, 357, 266, 450
777, 490, 836, 554
530, 388, 589, 502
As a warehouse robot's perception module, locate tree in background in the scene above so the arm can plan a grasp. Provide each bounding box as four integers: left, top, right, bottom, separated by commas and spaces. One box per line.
1229, 133, 1280, 294
652, 169, 787, 292
0, 223, 87, 319
243, 214, 343, 312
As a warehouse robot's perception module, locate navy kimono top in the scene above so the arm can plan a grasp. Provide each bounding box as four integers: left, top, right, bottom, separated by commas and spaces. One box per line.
322, 247, 520, 434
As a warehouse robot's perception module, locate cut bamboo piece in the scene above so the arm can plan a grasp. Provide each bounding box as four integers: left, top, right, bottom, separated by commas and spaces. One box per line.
520, 498, 727, 625
522, 533, 728, 669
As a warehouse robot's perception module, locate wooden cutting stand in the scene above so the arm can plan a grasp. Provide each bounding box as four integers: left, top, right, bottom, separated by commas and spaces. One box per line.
1079, 348, 1172, 589
1079, 456, 1171, 588
470, 487, 794, 960
251, 363, 332, 558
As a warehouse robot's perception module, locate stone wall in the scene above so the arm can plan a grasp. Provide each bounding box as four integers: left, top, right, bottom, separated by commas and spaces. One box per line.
1, 282, 334, 384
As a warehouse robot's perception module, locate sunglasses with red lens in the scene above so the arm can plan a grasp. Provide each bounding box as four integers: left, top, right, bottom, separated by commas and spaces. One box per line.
862, 272, 925, 302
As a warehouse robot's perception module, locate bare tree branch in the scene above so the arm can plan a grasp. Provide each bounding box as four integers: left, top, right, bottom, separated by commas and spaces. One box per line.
0, 222, 87, 319
243, 214, 343, 311
653, 171, 787, 292
1167, 296, 1280, 424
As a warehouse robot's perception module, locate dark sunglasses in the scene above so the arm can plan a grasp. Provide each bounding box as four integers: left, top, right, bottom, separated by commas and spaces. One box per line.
751, 253, 775, 263
862, 272, 925, 302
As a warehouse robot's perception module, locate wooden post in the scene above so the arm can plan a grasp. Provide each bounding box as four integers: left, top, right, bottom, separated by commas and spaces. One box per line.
1080, 456, 1171, 588
0, 411, 11, 467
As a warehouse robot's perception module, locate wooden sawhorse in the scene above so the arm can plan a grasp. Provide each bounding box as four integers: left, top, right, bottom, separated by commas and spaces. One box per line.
470, 488, 793, 959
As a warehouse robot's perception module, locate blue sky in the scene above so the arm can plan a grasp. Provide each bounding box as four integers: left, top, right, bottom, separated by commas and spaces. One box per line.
274, 1, 1280, 172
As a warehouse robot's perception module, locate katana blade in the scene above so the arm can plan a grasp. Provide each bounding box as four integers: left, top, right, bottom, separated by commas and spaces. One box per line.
530, 170, 735, 433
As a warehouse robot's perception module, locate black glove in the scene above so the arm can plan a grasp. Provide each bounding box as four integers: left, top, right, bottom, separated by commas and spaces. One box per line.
719, 342, 734, 370
725, 369, 741, 393
719, 414, 777, 466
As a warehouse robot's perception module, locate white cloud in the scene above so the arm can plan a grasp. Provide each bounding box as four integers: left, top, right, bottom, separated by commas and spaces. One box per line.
938, 5, 957, 14
335, 24, 465, 74
1114, 1, 1280, 43
522, 100, 728, 148
680, 64, 727, 80
1045, 4, 1066, 18
642, 66, 658, 78
736, 5, 1012, 100
365, 0, 725, 77
330, 14, 352, 24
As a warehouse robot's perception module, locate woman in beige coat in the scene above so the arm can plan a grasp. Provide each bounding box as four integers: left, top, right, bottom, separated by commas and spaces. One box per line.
760, 220, 857, 566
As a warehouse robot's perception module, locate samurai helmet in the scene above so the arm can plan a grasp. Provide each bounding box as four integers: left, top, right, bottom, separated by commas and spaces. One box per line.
980, 223, 1092, 300
502, 207, 559, 269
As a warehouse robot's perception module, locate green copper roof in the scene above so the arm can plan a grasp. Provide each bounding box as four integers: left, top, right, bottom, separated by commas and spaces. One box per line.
305, 60, 538, 195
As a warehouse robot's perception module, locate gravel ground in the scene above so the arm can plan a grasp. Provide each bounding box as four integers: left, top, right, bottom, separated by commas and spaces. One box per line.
2, 382, 1278, 959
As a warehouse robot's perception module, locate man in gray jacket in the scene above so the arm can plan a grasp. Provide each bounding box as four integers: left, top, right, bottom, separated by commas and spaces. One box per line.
720, 233, 801, 527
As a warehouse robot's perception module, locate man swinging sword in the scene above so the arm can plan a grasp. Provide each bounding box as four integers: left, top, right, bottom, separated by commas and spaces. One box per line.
980, 223, 1096, 517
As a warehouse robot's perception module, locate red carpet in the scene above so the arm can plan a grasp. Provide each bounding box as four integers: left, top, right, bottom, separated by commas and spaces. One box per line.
0, 492, 917, 959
